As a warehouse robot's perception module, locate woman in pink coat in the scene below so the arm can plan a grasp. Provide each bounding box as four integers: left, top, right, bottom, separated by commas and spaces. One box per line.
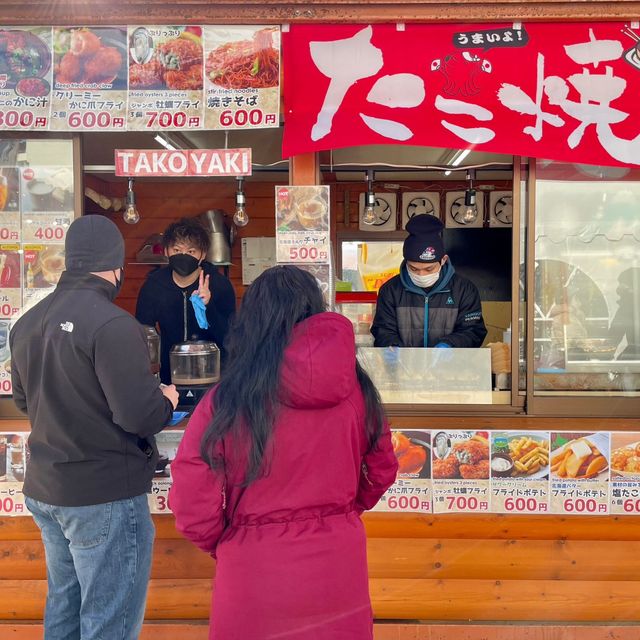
169, 265, 398, 640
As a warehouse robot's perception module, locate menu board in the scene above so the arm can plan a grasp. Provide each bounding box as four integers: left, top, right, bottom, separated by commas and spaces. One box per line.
0, 25, 281, 132
275, 185, 330, 264
0, 140, 73, 396
51, 27, 128, 131
203, 26, 280, 130
0, 27, 52, 131
0, 427, 637, 517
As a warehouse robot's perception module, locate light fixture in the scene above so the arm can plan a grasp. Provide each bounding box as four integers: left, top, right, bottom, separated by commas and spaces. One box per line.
462, 169, 478, 224
362, 169, 376, 225
154, 134, 178, 151
123, 178, 140, 225
233, 176, 248, 227
444, 148, 471, 176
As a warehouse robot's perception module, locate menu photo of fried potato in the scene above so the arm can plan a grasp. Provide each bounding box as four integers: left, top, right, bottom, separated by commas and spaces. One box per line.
391, 431, 430, 479
611, 433, 640, 480
432, 431, 490, 480
550, 433, 609, 481
490, 433, 550, 479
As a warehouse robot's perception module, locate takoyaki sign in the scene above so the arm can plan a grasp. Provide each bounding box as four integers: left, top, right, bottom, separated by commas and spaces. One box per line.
282, 22, 640, 167
114, 148, 252, 177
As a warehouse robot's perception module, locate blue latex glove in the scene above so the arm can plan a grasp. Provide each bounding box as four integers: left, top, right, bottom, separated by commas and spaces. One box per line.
190, 292, 209, 330
382, 346, 400, 364
435, 342, 452, 348
167, 411, 190, 427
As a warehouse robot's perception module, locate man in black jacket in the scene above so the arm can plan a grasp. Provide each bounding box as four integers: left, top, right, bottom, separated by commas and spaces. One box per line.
10, 215, 178, 640
136, 217, 236, 384
371, 214, 487, 348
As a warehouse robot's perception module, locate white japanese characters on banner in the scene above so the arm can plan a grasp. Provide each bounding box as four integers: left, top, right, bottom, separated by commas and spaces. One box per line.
204, 26, 280, 130
282, 22, 640, 167
275, 185, 330, 265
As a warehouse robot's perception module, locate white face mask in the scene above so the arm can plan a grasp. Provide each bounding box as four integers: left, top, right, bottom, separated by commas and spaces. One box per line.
408, 268, 440, 289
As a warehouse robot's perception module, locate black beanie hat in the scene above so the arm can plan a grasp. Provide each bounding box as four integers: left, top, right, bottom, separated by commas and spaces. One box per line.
403, 214, 445, 263
65, 215, 125, 273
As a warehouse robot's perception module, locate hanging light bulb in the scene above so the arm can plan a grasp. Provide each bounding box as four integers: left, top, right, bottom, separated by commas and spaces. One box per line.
462, 170, 478, 225
233, 176, 248, 227
123, 178, 140, 225
362, 169, 376, 225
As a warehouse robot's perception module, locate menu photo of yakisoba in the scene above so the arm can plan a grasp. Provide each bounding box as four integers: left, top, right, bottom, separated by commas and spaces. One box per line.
550, 433, 610, 480
432, 431, 490, 480
491, 433, 550, 480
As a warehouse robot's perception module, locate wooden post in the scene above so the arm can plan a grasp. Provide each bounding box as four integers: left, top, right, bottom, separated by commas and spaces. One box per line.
289, 152, 320, 186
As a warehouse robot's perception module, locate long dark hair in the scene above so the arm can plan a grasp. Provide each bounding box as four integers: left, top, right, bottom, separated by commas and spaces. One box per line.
200, 265, 385, 485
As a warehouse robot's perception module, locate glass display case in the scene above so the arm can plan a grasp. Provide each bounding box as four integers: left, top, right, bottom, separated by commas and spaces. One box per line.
532, 161, 640, 396
358, 347, 493, 405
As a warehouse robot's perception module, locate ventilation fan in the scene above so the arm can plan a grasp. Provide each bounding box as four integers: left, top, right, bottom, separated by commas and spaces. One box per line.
489, 191, 513, 227
401, 192, 441, 228
358, 192, 397, 231
445, 191, 484, 228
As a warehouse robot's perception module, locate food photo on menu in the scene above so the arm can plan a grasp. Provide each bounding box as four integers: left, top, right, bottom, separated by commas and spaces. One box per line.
22, 245, 65, 290
0, 168, 20, 213
276, 186, 329, 232
0, 28, 51, 98
490, 432, 551, 480
205, 26, 279, 90
550, 432, 610, 481
129, 26, 203, 91
53, 27, 127, 89
21, 167, 74, 212
391, 431, 431, 479
432, 431, 490, 480
611, 433, 640, 480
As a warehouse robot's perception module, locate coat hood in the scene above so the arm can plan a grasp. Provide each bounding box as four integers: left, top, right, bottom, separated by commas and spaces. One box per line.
279, 312, 357, 410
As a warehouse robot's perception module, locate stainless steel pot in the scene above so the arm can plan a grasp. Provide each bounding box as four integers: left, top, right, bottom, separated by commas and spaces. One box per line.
170, 340, 220, 386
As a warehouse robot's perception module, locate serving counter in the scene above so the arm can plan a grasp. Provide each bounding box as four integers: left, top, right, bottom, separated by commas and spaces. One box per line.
2, 408, 640, 640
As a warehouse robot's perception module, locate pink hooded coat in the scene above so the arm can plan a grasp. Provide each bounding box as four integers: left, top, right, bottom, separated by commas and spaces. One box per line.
169, 312, 398, 639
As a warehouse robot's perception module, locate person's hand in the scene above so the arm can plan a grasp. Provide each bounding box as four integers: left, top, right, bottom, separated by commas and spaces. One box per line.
196, 270, 211, 306
161, 383, 179, 409
434, 343, 451, 348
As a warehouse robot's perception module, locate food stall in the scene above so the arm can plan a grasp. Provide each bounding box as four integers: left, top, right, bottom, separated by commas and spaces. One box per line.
1, 2, 640, 639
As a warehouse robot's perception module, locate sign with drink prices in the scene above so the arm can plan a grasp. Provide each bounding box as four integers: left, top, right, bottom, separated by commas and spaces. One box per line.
275, 185, 330, 264
21, 212, 71, 243
0, 167, 21, 242
490, 432, 550, 514
148, 430, 183, 514
0, 433, 28, 514
50, 27, 129, 131
203, 26, 280, 130
608, 432, 640, 515
114, 148, 252, 177
549, 432, 610, 515
432, 430, 491, 514
22, 243, 65, 306
0, 27, 52, 131
0, 245, 22, 317
127, 25, 204, 131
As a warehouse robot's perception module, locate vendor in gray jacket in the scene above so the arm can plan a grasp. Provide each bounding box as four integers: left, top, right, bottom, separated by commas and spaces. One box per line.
371, 214, 487, 348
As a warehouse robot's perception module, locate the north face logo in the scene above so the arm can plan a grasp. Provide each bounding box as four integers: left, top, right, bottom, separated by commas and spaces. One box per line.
419, 246, 436, 261
446, 296, 454, 305
60, 321, 74, 333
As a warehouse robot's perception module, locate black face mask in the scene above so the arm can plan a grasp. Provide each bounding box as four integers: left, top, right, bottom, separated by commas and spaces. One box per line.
110, 268, 124, 300
169, 253, 200, 277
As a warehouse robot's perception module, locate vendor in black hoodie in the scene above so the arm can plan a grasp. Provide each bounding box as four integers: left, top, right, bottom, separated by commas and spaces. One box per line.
371, 214, 487, 348
136, 217, 236, 384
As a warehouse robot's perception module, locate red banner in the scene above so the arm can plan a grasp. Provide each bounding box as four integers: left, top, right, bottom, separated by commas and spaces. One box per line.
282, 23, 640, 167
114, 148, 252, 177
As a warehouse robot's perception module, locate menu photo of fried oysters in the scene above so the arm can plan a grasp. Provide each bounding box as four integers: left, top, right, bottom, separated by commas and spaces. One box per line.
391, 430, 431, 479
432, 431, 490, 480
